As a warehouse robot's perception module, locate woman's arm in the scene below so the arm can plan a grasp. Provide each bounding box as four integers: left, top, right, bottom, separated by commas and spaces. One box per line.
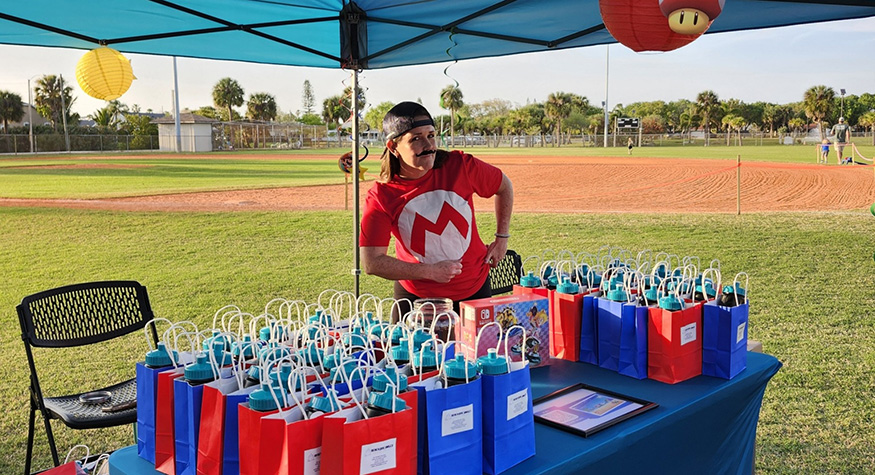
484, 173, 514, 267
361, 246, 462, 283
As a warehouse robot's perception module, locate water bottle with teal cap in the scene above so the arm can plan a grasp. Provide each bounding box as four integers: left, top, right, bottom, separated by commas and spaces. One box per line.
210, 339, 234, 367
202, 330, 230, 351
413, 342, 442, 373
556, 276, 579, 295
372, 363, 408, 393
145, 342, 176, 368
342, 325, 368, 350
248, 381, 286, 412
659, 293, 685, 311
308, 387, 342, 416
184, 353, 219, 386
365, 390, 406, 418
412, 327, 431, 352
443, 354, 479, 387
719, 283, 747, 307
519, 271, 541, 288
476, 348, 508, 375
231, 335, 257, 361
390, 338, 411, 365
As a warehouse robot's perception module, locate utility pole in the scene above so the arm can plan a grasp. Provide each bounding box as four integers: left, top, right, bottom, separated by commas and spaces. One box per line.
58, 75, 70, 152
603, 45, 610, 148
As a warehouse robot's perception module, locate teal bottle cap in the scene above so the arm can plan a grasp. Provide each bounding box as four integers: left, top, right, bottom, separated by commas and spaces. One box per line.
231, 335, 256, 360
368, 390, 405, 412
659, 295, 684, 311
390, 338, 410, 362
298, 344, 323, 366
330, 359, 362, 381
343, 327, 368, 348
211, 340, 233, 366
373, 365, 408, 392
644, 287, 660, 303
477, 348, 508, 375
723, 284, 747, 297
412, 329, 430, 351
390, 326, 405, 345
258, 326, 271, 342
309, 388, 342, 413
246, 365, 261, 383
519, 271, 541, 288
249, 382, 283, 412
546, 273, 559, 288
606, 285, 627, 302
309, 309, 332, 327
444, 354, 478, 380
413, 345, 442, 370
184, 353, 217, 383
145, 342, 175, 368
557, 276, 579, 295
322, 347, 343, 371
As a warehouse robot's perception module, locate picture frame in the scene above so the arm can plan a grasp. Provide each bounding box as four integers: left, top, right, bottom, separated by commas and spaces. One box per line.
532, 383, 657, 437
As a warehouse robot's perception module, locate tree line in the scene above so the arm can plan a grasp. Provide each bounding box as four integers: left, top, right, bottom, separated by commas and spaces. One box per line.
3, 75, 874, 147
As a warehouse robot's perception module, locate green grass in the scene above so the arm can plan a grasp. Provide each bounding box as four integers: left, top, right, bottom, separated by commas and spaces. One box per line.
0, 207, 873, 473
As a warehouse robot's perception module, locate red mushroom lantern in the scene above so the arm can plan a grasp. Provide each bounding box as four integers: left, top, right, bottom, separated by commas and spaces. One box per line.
599, 0, 707, 52
660, 0, 725, 35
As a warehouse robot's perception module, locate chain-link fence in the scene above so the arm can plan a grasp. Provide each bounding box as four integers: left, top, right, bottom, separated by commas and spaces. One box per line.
0, 134, 159, 154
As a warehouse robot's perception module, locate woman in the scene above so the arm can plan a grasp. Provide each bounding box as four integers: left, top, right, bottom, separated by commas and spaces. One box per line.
360, 101, 514, 321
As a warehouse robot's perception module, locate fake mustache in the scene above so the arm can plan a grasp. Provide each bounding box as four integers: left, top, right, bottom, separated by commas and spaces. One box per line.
417, 149, 436, 157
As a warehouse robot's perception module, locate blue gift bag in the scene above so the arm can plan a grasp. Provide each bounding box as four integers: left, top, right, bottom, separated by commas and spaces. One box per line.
702, 300, 749, 379
411, 377, 483, 475
135, 362, 174, 464
618, 303, 649, 379
596, 298, 624, 371
174, 378, 207, 475
481, 362, 535, 474
578, 293, 598, 364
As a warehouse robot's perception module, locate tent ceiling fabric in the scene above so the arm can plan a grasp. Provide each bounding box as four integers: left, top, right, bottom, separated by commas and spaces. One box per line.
1, 0, 874, 69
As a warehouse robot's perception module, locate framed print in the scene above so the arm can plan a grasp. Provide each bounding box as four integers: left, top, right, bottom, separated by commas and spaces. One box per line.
532, 383, 657, 437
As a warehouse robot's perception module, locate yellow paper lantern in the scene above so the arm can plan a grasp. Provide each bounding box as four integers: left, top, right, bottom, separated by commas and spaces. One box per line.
76, 46, 136, 101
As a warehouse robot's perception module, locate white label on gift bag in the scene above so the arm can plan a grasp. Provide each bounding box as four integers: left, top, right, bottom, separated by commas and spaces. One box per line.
441, 403, 475, 436
736, 322, 746, 344
507, 388, 529, 421
680, 322, 697, 346
304, 446, 321, 475
360, 438, 396, 475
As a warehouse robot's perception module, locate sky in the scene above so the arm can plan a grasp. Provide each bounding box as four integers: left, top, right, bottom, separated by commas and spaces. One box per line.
0, 16, 872, 121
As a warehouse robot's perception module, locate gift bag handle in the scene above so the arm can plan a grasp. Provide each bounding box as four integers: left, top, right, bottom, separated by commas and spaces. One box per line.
429, 309, 458, 345
212, 304, 242, 334
474, 321, 503, 359
438, 340, 477, 386
143, 317, 174, 353
701, 267, 722, 303
64, 444, 89, 464
734, 272, 750, 301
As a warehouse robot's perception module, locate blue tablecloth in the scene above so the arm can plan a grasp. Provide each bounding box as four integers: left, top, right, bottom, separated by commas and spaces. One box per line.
110, 352, 780, 475
507, 351, 782, 474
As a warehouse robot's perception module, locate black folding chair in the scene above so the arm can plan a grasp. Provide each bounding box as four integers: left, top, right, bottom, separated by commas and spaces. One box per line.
17, 281, 158, 474
489, 249, 522, 295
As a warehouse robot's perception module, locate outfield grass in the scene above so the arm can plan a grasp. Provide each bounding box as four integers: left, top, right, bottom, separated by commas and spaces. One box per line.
3, 143, 874, 200
0, 207, 873, 473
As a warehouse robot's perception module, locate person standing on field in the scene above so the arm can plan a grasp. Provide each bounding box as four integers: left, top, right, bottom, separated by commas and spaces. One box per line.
830, 117, 851, 165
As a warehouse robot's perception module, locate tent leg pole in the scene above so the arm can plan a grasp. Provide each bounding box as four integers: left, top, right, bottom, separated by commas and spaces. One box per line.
352, 69, 361, 298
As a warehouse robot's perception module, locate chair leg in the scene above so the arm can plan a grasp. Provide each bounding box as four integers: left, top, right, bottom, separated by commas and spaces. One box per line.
24, 406, 35, 475
40, 408, 60, 467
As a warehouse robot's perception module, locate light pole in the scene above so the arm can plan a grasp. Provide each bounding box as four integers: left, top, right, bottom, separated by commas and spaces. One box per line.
58, 75, 70, 152
603, 45, 610, 148
27, 77, 35, 153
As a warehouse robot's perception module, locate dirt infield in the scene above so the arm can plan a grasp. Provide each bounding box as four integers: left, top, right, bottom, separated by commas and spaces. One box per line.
3, 155, 875, 213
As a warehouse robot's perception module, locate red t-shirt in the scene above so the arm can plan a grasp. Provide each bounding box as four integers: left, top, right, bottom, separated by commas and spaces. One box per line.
360, 150, 503, 300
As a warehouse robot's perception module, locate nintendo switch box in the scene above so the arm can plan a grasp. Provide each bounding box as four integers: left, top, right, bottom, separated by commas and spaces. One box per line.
457, 293, 550, 367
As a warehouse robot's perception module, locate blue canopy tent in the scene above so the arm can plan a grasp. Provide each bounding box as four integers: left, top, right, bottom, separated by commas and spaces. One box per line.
3, 0, 874, 293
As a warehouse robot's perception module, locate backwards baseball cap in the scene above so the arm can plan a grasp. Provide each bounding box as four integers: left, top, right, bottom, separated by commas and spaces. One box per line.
383, 101, 435, 141
839, 117, 845, 122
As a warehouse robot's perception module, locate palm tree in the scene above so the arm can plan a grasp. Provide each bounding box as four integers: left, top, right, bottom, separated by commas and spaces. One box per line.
247, 93, 277, 121
212, 77, 244, 122
696, 90, 719, 146
439, 85, 464, 147
33, 74, 75, 129
859, 111, 875, 146
0, 91, 25, 132
545, 92, 587, 146
803, 85, 835, 141
788, 118, 806, 140
322, 95, 346, 145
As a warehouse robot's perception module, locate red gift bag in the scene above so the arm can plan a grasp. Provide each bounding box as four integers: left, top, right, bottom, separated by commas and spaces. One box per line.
321, 404, 417, 475
549, 283, 584, 361
258, 398, 326, 475
155, 368, 185, 475
196, 376, 257, 475
647, 301, 703, 384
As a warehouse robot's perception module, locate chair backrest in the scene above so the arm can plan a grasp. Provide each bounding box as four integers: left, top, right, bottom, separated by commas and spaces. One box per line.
489, 249, 522, 296
17, 281, 155, 349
